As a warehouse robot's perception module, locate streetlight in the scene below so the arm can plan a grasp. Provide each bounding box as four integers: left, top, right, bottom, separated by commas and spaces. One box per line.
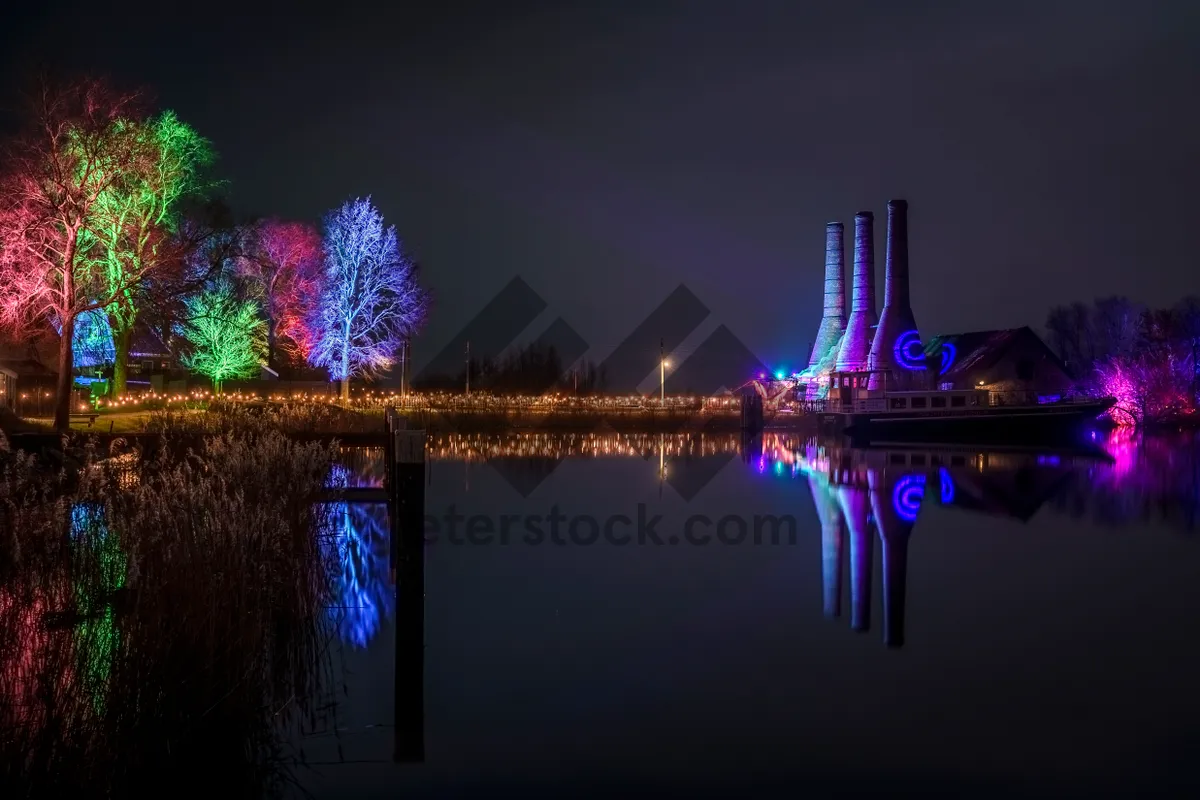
660, 358, 670, 403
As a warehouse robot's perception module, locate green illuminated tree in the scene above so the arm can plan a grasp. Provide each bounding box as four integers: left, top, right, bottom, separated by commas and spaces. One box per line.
91, 111, 213, 397
178, 279, 266, 394
0, 77, 212, 430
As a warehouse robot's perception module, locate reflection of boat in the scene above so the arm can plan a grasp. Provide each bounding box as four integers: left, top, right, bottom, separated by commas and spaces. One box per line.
819, 370, 1115, 444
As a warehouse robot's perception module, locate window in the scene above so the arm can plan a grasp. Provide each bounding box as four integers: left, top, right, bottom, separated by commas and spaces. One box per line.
911, 454, 926, 466
1017, 360, 1034, 381
911, 397, 928, 409
931, 396, 947, 408
951, 455, 967, 466
951, 396, 966, 408
890, 397, 907, 409
890, 453, 906, 465
969, 395, 980, 406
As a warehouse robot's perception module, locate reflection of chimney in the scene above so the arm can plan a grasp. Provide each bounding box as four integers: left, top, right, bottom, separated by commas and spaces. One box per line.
808, 476, 844, 618
835, 212, 877, 371
868, 469, 920, 649
868, 199, 919, 388
881, 529, 909, 649
809, 222, 846, 368
836, 483, 873, 632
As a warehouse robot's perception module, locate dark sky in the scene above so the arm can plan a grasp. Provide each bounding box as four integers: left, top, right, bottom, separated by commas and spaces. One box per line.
3, 0, 1198, 374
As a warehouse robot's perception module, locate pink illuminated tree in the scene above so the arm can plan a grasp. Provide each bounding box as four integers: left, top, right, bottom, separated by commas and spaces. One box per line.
307, 197, 429, 401
238, 219, 323, 370
0, 78, 162, 431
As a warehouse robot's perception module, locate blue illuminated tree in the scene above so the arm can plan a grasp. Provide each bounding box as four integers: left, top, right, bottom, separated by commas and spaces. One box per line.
308, 197, 429, 400
52, 307, 115, 369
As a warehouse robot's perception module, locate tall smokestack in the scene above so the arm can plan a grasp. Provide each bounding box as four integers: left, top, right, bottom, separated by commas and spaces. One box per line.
808, 222, 846, 368
834, 211, 877, 371
868, 199, 919, 386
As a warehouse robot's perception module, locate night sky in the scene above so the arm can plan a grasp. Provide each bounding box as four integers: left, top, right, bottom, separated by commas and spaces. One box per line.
3, 0, 1198, 374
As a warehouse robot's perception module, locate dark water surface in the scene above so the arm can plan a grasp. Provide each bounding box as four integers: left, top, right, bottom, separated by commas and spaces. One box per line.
301, 430, 1200, 797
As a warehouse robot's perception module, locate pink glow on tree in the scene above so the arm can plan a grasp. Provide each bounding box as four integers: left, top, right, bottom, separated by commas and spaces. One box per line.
239, 219, 323, 369
0, 78, 186, 430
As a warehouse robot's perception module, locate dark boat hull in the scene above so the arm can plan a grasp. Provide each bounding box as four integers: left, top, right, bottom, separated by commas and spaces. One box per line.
830, 400, 1115, 445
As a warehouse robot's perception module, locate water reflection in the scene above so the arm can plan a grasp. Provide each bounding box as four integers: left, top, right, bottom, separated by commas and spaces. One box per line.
333, 430, 1198, 536
325, 502, 393, 648
328, 447, 386, 489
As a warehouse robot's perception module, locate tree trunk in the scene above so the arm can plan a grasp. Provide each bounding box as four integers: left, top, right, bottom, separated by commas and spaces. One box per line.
340, 334, 350, 403
111, 325, 132, 399
214, 378, 221, 396
54, 314, 75, 433
267, 318, 278, 373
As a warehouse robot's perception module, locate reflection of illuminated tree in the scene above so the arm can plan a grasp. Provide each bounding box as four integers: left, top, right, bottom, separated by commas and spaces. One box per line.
1056, 432, 1200, 532
326, 503, 393, 648
70, 504, 124, 714
326, 447, 386, 489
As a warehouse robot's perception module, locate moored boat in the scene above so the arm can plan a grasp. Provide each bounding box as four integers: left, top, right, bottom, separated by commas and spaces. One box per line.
816, 370, 1115, 444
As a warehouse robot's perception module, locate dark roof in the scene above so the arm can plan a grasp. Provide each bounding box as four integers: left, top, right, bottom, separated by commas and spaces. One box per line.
922, 326, 1065, 379
0, 358, 57, 378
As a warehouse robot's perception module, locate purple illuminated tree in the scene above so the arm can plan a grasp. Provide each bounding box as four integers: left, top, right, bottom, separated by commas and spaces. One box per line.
308, 197, 428, 400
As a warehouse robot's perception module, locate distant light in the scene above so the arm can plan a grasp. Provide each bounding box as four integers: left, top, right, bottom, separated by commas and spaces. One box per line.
774, 370, 785, 380
977, 380, 985, 386
758, 372, 765, 379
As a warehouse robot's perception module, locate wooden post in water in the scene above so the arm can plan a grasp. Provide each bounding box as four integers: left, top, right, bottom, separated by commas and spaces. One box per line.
387, 408, 426, 763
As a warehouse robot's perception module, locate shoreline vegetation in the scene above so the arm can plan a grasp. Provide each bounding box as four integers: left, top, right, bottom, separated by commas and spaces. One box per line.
0, 411, 344, 797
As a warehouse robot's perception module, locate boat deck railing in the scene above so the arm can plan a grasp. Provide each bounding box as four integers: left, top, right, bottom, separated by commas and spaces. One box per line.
811, 392, 1102, 415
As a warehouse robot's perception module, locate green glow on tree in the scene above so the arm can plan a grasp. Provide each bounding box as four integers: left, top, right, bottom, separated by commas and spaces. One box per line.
179, 280, 267, 393
89, 111, 214, 396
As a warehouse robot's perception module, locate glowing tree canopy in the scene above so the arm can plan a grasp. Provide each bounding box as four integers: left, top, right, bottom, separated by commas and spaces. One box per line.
0, 77, 210, 430
50, 307, 116, 369
308, 197, 429, 400
238, 219, 323, 369
92, 110, 213, 397
178, 279, 266, 393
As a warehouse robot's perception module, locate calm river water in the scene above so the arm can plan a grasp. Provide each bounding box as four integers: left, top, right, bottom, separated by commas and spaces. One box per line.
299, 430, 1200, 797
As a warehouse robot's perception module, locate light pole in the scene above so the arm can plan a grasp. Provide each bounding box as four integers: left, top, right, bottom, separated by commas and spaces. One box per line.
465, 340, 470, 397
660, 338, 666, 405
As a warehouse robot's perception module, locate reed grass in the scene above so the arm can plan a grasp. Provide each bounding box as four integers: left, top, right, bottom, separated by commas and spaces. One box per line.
0, 420, 343, 797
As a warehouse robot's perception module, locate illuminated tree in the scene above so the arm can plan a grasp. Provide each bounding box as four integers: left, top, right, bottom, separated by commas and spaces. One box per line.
238, 219, 323, 370
0, 78, 207, 430
308, 197, 428, 400
0, 78, 155, 430
178, 279, 266, 393
52, 307, 115, 368
92, 111, 213, 398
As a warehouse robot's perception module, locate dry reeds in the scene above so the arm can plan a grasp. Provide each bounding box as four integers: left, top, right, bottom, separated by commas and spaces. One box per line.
0, 421, 342, 797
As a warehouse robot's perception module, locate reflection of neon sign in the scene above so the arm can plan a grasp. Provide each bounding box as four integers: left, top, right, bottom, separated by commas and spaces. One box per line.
939, 343, 956, 375
892, 474, 925, 522
327, 503, 395, 649
894, 330, 925, 371
939, 467, 954, 504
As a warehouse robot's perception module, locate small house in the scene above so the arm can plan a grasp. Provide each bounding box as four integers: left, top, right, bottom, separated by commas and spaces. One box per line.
0, 359, 58, 416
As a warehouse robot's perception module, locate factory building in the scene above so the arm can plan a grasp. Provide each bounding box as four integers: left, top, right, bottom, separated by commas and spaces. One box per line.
800, 200, 1064, 401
